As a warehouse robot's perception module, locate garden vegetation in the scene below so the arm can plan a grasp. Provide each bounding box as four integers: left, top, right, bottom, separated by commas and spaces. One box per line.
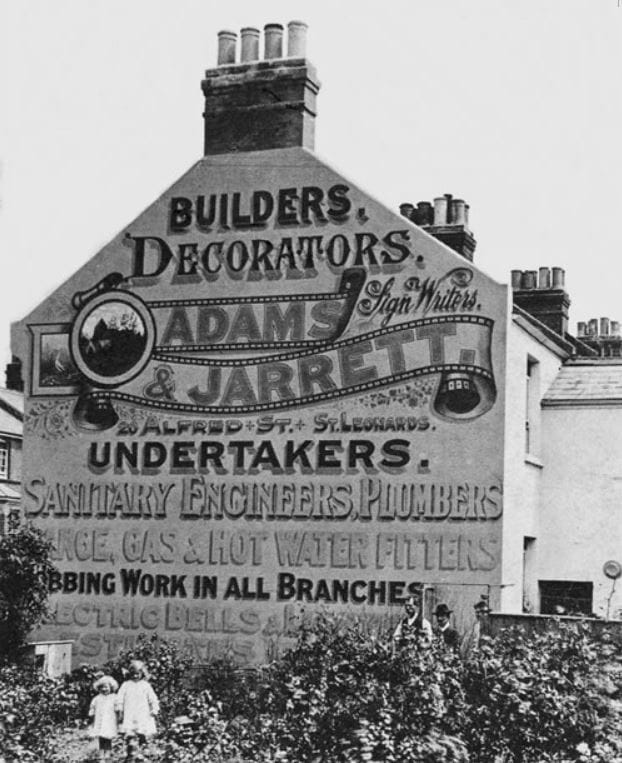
0, 614, 621, 762
0, 526, 620, 761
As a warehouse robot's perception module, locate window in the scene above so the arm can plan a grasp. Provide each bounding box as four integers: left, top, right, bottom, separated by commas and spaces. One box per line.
525, 357, 540, 456
0, 442, 8, 479
0, 506, 19, 536
539, 580, 593, 616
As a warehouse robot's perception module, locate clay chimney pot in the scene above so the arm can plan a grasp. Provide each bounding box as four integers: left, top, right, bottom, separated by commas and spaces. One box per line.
399, 203, 414, 220
287, 20, 308, 57
552, 267, 565, 289
264, 23, 284, 59
433, 196, 448, 226
240, 27, 260, 62
217, 30, 237, 65
538, 267, 551, 289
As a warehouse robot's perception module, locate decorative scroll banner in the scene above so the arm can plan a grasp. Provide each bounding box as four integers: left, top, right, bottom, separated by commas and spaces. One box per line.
74, 315, 496, 423
33, 267, 498, 430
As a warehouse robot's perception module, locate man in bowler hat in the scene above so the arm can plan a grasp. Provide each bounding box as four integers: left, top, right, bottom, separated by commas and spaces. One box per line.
433, 603, 460, 649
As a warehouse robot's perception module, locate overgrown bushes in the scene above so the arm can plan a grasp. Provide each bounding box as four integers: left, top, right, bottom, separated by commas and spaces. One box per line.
1, 619, 621, 762
464, 625, 622, 762
165, 615, 621, 762
0, 524, 57, 659
0, 663, 82, 761
225, 613, 469, 762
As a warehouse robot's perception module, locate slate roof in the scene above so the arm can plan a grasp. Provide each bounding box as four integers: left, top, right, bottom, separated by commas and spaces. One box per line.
543, 361, 622, 406
0, 388, 23, 416
0, 483, 20, 500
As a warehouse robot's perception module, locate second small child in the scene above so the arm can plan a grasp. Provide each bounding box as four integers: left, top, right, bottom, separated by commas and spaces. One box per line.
116, 660, 159, 761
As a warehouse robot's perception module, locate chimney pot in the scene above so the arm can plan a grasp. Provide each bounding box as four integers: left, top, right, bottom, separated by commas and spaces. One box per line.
577, 321, 587, 337
433, 196, 448, 226
287, 20, 308, 57
552, 267, 565, 289
264, 23, 284, 59
240, 27, 260, 62
511, 270, 523, 289
522, 270, 537, 290
416, 201, 434, 226
600, 317, 610, 336
588, 318, 599, 336
612, 321, 620, 336
217, 30, 237, 65
451, 199, 467, 225
538, 267, 551, 289
399, 203, 415, 220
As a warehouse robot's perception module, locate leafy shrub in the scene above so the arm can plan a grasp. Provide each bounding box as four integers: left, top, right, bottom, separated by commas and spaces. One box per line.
463, 623, 622, 762
157, 690, 240, 763
0, 524, 58, 660
0, 664, 81, 761
156, 610, 469, 762
153, 616, 622, 763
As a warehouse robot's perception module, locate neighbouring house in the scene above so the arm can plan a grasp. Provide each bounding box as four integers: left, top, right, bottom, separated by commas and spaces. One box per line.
0, 385, 23, 534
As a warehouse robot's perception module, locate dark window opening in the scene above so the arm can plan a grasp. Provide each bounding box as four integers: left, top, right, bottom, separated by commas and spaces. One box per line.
525, 357, 540, 455
539, 580, 593, 616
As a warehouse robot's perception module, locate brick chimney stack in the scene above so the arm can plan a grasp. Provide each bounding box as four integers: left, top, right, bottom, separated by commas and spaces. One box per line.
511, 267, 570, 336
202, 21, 320, 155
399, 194, 476, 261
576, 316, 622, 357
4, 356, 23, 392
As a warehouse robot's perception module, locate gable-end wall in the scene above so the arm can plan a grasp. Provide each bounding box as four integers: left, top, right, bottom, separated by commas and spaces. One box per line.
14, 147, 508, 663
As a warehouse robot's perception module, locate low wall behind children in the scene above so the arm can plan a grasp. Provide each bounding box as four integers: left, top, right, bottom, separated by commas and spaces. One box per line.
489, 612, 622, 644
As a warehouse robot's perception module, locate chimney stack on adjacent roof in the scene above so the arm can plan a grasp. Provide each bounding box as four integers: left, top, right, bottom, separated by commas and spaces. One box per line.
202, 21, 319, 155
4, 356, 23, 392
510, 266, 570, 337
576, 316, 622, 357
399, 193, 476, 261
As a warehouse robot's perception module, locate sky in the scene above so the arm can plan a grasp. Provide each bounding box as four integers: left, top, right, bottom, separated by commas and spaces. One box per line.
1, 0, 621, 370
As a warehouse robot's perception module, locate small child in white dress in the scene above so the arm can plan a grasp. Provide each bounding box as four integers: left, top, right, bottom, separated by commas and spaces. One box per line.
88, 675, 119, 762
115, 660, 159, 761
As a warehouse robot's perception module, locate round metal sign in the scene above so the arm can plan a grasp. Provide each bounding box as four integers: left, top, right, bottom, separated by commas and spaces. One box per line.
603, 560, 622, 580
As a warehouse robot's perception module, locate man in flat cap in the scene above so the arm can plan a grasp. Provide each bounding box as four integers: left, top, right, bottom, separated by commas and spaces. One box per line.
461, 597, 491, 658
433, 603, 460, 650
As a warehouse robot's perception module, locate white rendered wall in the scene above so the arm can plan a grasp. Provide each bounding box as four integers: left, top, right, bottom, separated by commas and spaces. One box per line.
537, 405, 622, 619
501, 319, 564, 612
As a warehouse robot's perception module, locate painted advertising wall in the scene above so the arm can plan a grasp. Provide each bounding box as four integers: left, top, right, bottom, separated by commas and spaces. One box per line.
13, 147, 507, 664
